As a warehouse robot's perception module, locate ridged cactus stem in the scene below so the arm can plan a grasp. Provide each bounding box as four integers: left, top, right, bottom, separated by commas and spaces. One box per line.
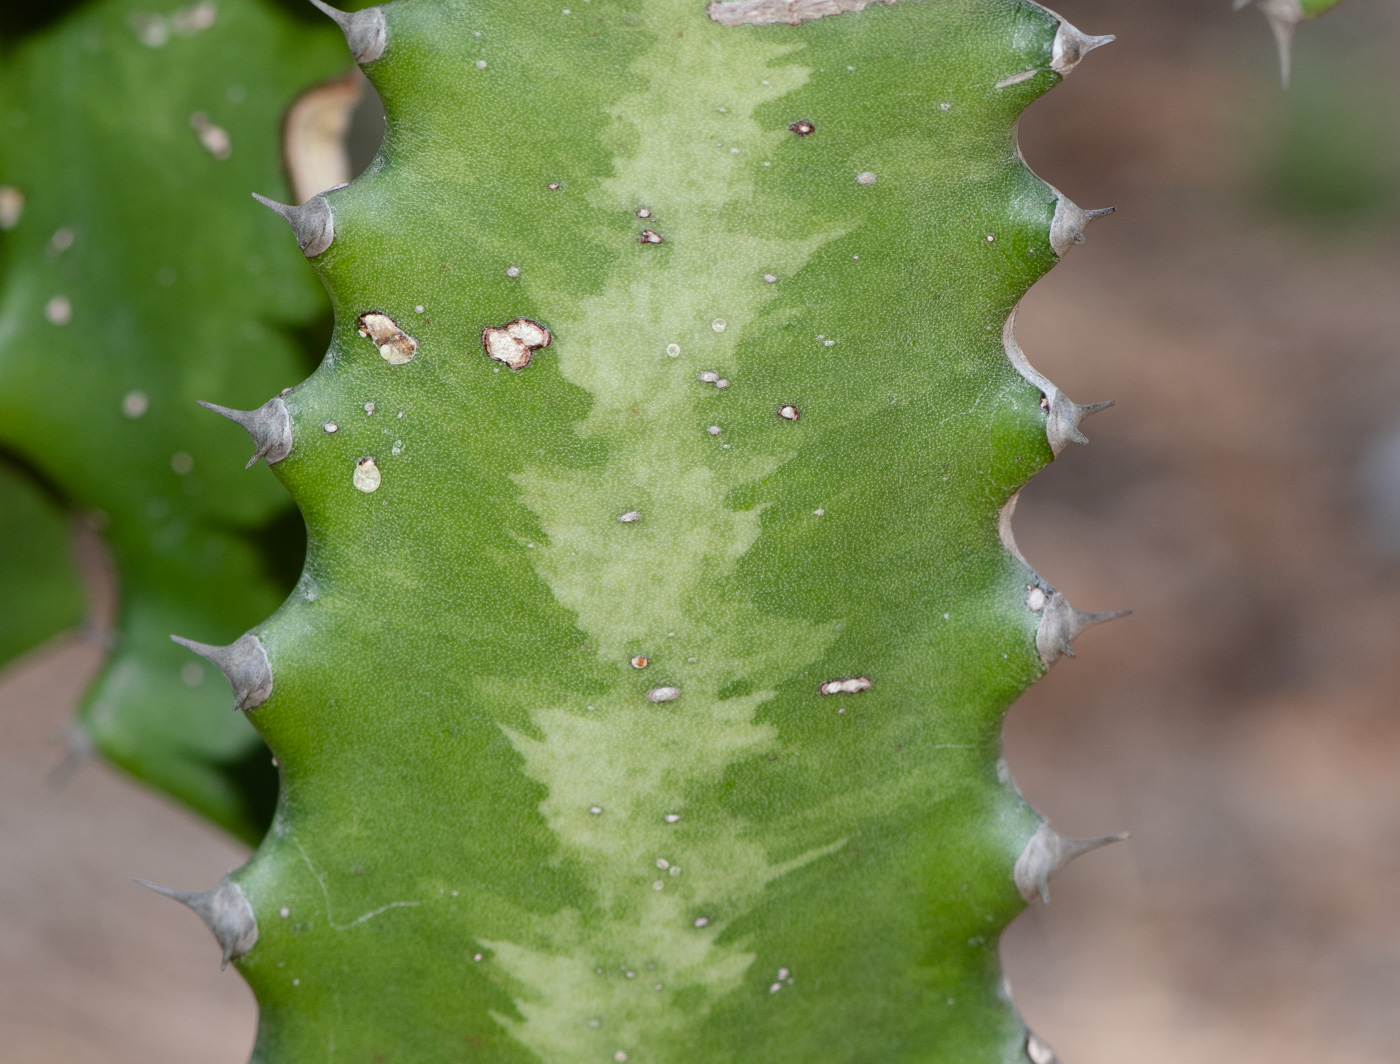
169, 1, 1129, 1060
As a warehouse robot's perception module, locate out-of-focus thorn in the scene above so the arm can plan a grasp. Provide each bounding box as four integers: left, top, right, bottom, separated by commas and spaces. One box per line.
47, 721, 94, 788
1049, 192, 1115, 257
1035, 589, 1130, 667
136, 876, 258, 968
1014, 822, 1130, 903
1237, 0, 1303, 87
170, 633, 273, 711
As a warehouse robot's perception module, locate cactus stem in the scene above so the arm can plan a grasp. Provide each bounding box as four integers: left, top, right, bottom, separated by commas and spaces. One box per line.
135, 875, 259, 968
1049, 192, 1115, 257
1013, 822, 1129, 904
251, 192, 334, 258
170, 633, 274, 711
1034, 589, 1130, 667
1001, 312, 1114, 454
308, 0, 387, 64
196, 396, 293, 467
1048, 14, 1115, 76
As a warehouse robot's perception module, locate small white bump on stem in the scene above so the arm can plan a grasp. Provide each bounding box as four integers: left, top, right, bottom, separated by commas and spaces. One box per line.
0, 186, 24, 229
353, 457, 381, 493
818, 676, 872, 696
44, 295, 72, 326
189, 112, 232, 159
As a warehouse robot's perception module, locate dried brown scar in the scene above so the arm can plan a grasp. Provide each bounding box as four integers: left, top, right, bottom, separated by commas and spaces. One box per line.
789, 120, 815, 136
357, 312, 418, 365
483, 318, 552, 370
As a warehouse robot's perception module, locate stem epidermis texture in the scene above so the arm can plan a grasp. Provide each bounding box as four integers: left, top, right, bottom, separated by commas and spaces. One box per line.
237, 0, 1082, 1060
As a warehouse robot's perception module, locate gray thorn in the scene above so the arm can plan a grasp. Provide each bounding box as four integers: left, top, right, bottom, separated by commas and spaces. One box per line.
48, 721, 94, 788
136, 876, 258, 968
197, 396, 293, 468
1050, 17, 1115, 76
251, 192, 334, 258
1035, 589, 1130, 667
1014, 822, 1129, 904
308, 0, 387, 64
1049, 194, 1115, 258
1000, 312, 1112, 455
170, 633, 273, 711
1237, 0, 1301, 87
1045, 391, 1113, 454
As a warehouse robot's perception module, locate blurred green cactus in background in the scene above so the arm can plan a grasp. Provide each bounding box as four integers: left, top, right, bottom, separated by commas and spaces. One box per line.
0, 0, 348, 841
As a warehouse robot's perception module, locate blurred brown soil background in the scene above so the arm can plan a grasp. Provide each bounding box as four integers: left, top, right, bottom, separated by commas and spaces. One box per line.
3, 1, 1399, 1060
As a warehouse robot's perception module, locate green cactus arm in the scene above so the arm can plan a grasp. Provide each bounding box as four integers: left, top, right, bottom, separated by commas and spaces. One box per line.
0, 459, 85, 666
161, 0, 1125, 1059
1237, 0, 1350, 86
0, 0, 349, 841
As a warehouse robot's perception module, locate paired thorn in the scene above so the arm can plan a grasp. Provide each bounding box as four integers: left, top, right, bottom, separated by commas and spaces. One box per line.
1035, 588, 1130, 667
197, 396, 293, 467
136, 876, 258, 968
1049, 395, 1114, 452
1014, 821, 1129, 904
251, 192, 334, 258
48, 721, 94, 788
1050, 17, 1114, 76
170, 633, 274, 711
308, 0, 387, 64
1049, 192, 1115, 258
1001, 312, 1114, 454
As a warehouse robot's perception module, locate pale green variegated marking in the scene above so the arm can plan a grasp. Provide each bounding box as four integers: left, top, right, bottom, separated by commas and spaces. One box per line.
499, 29, 853, 1056
177, 0, 1123, 1061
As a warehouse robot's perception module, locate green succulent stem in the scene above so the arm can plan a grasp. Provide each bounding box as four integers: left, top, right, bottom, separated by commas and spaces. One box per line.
151, 0, 1131, 1060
